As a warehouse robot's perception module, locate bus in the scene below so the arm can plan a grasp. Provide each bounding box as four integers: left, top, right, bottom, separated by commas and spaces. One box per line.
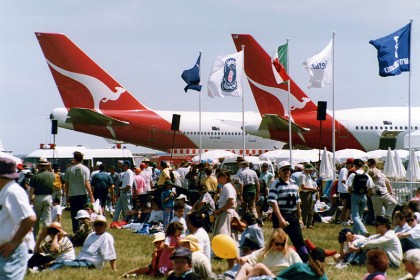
24, 145, 136, 172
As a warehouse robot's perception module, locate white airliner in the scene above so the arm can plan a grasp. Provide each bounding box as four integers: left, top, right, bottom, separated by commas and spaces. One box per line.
35, 32, 282, 155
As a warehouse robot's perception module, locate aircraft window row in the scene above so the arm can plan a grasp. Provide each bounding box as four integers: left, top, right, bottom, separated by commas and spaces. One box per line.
183, 131, 247, 136
355, 126, 418, 130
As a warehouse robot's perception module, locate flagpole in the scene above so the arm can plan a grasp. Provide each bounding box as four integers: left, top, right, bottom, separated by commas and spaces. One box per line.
241, 45, 245, 156
286, 38, 292, 165
332, 32, 336, 180
199, 51, 202, 162
408, 19, 413, 182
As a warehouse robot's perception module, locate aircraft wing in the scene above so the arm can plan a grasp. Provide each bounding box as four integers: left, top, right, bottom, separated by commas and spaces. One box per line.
66, 108, 130, 127
259, 114, 310, 142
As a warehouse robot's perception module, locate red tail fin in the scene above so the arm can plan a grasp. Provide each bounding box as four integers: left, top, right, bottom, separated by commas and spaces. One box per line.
231, 34, 317, 116
35, 32, 147, 111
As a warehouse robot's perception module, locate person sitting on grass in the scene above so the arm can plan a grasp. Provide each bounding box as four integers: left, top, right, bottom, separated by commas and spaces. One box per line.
27, 222, 75, 271
246, 247, 328, 280
158, 221, 184, 275
396, 212, 420, 252
235, 228, 302, 279
68, 209, 93, 246
239, 212, 264, 251
333, 228, 367, 266
49, 215, 117, 271
166, 247, 200, 280
121, 232, 165, 278
348, 215, 402, 268
178, 235, 217, 280
362, 249, 389, 280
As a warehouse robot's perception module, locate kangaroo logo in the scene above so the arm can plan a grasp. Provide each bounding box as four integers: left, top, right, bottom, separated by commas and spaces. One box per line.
46, 60, 126, 110
247, 78, 310, 116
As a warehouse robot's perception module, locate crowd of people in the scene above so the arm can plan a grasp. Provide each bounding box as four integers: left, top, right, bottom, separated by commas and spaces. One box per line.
1, 151, 420, 280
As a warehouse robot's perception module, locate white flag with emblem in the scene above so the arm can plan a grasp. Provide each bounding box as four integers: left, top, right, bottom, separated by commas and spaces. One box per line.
303, 39, 333, 88
208, 50, 244, 98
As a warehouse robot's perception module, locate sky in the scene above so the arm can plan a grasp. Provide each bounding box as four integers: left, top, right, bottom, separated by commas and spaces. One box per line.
1, 1, 419, 156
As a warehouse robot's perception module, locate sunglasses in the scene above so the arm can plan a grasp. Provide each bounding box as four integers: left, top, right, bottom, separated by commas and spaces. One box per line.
274, 241, 286, 247
407, 219, 415, 223
280, 169, 291, 172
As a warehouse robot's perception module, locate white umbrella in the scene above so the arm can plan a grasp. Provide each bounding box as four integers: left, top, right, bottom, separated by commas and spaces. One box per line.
383, 147, 397, 178
260, 149, 318, 165
406, 149, 420, 182
319, 147, 334, 180
192, 150, 236, 163
366, 149, 387, 161
335, 149, 368, 163
0, 152, 22, 165
394, 149, 406, 180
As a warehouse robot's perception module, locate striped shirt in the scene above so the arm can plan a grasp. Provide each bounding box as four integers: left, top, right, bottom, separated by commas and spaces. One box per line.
267, 178, 301, 212
40, 235, 75, 262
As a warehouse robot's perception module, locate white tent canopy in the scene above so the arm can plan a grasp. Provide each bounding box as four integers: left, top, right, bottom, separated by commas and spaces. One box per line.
192, 150, 236, 163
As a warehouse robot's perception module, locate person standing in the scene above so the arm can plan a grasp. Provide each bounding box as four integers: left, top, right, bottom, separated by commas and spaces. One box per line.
91, 164, 114, 214
368, 167, 397, 219
29, 158, 55, 238
214, 170, 240, 269
113, 160, 134, 222
238, 161, 260, 217
347, 158, 374, 236
299, 163, 318, 229
268, 161, 309, 262
338, 158, 354, 226
0, 157, 36, 279
63, 151, 95, 234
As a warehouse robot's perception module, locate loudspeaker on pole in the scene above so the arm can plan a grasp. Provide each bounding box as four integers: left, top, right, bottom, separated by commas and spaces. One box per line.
317, 101, 327, 121
171, 114, 181, 131
51, 119, 58, 134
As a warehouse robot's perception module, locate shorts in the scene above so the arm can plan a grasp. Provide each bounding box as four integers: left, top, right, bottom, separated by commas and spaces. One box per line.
339, 192, 351, 209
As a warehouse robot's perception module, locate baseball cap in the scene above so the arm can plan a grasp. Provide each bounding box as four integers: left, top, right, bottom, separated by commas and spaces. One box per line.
93, 215, 107, 224
345, 158, 354, 164
278, 161, 292, 170
122, 160, 131, 167
170, 247, 192, 262
304, 163, 314, 170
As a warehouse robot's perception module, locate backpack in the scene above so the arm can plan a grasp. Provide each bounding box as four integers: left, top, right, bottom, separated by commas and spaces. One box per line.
352, 173, 369, 194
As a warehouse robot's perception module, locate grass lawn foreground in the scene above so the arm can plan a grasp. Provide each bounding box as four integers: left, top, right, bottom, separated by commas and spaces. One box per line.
25, 210, 407, 280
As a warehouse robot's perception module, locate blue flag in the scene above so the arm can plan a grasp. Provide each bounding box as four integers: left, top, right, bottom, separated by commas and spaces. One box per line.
369, 23, 411, 77
181, 53, 202, 92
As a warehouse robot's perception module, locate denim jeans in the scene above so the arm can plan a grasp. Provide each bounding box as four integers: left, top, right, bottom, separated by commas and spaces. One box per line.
113, 192, 132, 221
351, 193, 367, 235
0, 243, 27, 279
49, 259, 95, 270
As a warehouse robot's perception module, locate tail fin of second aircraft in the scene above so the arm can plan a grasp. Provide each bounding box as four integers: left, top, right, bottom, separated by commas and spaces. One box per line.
35, 32, 147, 111
231, 34, 317, 117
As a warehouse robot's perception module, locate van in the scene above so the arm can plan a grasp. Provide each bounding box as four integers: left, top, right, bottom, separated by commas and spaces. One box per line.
24, 145, 135, 172
220, 156, 275, 179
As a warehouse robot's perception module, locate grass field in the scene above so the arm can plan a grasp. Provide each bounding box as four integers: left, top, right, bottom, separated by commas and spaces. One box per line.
25, 210, 408, 280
